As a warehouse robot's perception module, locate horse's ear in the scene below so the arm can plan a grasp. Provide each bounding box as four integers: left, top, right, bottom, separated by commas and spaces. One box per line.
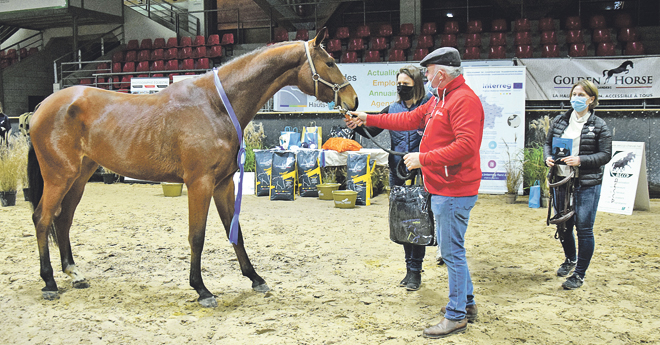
312, 27, 328, 47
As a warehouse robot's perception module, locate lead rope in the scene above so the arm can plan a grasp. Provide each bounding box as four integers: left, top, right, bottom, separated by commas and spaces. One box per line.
213, 68, 244, 245
547, 165, 577, 241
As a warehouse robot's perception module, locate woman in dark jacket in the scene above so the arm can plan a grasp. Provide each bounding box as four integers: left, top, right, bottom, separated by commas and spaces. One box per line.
345, 65, 431, 291
544, 79, 612, 290
0, 102, 11, 146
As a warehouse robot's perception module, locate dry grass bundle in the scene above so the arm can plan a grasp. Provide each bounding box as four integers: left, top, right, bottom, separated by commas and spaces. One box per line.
244, 122, 266, 172
0, 132, 29, 191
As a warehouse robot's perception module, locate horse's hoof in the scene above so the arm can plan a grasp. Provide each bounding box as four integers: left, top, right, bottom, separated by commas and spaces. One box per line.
42, 291, 59, 300
72, 279, 90, 289
199, 296, 218, 308
253, 283, 270, 293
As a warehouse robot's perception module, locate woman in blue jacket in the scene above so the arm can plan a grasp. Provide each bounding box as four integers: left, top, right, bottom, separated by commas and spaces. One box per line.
345, 65, 431, 291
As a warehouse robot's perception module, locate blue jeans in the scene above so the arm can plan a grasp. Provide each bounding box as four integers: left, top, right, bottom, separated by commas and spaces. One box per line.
431, 194, 478, 321
555, 183, 601, 278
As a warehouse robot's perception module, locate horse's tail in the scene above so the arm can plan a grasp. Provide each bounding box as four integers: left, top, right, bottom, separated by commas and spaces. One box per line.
27, 143, 58, 244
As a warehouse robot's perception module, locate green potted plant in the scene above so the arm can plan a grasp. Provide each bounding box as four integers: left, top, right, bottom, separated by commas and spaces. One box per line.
523, 144, 550, 206
0, 133, 24, 206
503, 139, 523, 204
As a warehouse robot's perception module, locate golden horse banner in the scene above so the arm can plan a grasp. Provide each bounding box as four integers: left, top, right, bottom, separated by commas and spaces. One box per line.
518, 56, 660, 100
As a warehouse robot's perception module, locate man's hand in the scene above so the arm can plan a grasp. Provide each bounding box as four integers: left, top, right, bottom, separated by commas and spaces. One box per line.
403, 152, 422, 170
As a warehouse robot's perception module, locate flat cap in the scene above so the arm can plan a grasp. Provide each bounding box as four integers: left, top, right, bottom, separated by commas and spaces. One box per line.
419, 47, 461, 67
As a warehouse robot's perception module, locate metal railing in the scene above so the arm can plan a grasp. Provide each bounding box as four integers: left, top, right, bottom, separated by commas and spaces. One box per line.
124, 0, 200, 37
1, 31, 43, 62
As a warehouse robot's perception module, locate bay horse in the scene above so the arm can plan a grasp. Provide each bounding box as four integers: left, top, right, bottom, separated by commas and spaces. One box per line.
27, 28, 358, 307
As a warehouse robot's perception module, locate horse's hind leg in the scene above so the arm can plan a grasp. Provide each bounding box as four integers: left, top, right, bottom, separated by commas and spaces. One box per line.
52, 159, 98, 289
213, 179, 269, 293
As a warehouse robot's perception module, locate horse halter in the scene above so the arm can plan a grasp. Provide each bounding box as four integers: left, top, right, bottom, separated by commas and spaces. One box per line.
303, 42, 351, 114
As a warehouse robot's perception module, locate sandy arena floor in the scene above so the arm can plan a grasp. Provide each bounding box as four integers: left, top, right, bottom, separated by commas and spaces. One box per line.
1, 182, 659, 344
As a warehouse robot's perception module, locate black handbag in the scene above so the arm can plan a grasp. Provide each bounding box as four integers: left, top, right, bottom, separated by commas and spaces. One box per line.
388, 184, 436, 246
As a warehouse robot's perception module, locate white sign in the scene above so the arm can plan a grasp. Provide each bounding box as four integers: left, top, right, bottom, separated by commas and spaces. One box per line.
172, 74, 199, 83
519, 57, 660, 100
130, 77, 170, 94
598, 141, 650, 215
463, 67, 527, 194
0, 0, 66, 12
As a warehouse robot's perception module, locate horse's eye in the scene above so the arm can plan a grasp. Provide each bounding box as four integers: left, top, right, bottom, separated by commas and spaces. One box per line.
326, 61, 335, 68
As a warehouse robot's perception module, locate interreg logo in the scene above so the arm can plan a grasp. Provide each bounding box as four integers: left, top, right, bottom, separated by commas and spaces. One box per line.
483, 83, 523, 90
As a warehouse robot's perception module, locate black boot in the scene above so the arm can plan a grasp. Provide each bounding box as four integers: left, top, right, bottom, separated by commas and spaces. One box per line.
399, 270, 412, 287
406, 271, 422, 291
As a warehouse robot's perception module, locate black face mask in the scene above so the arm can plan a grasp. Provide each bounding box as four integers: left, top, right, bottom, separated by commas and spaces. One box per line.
397, 85, 414, 101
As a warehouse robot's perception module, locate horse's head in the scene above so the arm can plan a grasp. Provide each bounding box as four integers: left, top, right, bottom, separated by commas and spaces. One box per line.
298, 27, 358, 113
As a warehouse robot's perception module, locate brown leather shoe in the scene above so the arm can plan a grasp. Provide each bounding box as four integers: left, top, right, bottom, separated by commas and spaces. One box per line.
423, 318, 467, 338
440, 304, 478, 322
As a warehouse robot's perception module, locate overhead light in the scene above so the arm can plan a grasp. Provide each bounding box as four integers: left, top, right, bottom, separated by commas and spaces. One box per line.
446, 12, 454, 18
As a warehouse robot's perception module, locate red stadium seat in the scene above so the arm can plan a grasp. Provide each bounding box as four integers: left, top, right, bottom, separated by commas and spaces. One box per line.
178, 47, 193, 59
151, 48, 165, 61
80, 78, 92, 85
220, 33, 234, 45
565, 30, 584, 44
422, 22, 437, 36
565, 16, 581, 30
413, 48, 428, 61
364, 50, 381, 62
467, 20, 483, 34
136, 61, 150, 72
193, 35, 205, 46
568, 43, 587, 57
388, 49, 406, 62
399, 23, 414, 36
592, 29, 611, 43
165, 47, 178, 60
514, 18, 531, 32
514, 31, 531, 45
137, 74, 149, 78
126, 39, 139, 50
19, 47, 28, 59
181, 58, 195, 70
356, 25, 371, 38
463, 47, 480, 60
327, 39, 342, 53
166, 37, 178, 48
153, 38, 166, 49
120, 75, 132, 89
274, 27, 288, 42
193, 46, 207, 59
207, 34, 220, 46
28, 47, 39, 56
538, 17, 555, 31
165, 59, 179, 71
122, 62, 135, 73
589, 14, 607, 29
617, 27, 639, 42
491, 18, 507, 32
340, 51, 358, 63
444, 21, 459, 34
439, 34, 457, 48
112, 51, 124, 63
541, 44, 560, 58
151, 60, 165, 71
625, 41, 645, 55
96, 62, 109, 73
348, 38, 365, 51
140, 39, 153, 50
465, 33, 481, 47
196, 58, 210, 69
540, 31, 557, 45
488, 46, 506, 59
515, 45, 533, 58
137, 50, 150, 62
335, 27, 350, 40
378, 24, 393, 37
489, 32, 506, 46
6, 48, 16, 59
179, 36, 192, 47
152, 73, 164, 78
596, 42, 616, 56
614, 12, 632, 28
112, 62, 122, 73
124, 50, 137, 62
208, 45, 222, 58
392, 36, 411, 50
370, 37, 388, 51
416, 35, 434, 49
295, 29, 309, 41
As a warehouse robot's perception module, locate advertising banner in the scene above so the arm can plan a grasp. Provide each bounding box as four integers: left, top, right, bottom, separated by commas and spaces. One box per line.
520, 56, 660, 100
598, 141, 650, 215
130, 77, 170, 94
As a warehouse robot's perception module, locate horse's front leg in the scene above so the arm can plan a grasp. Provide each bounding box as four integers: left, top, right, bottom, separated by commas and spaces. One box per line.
213, 178, 269, 292
185, 176, 217, 307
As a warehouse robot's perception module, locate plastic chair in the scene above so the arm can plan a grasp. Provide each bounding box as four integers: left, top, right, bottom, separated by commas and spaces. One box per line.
207, 34, 220, 46
122, 62, 136, 73
614, 13, 632, 28
565, 16, 581, 30
364, 50, 381, 62
491, 18, 507, 32
140, 39, 153, 50
488, 46, 506, 59
274, 27, 289, 42
370, 37, 388, 51
392, 36, 411, 50
514, 18, 531, 32
617, 27, 638, 42
340, 51, 358, 63
295, 29, 309, 41
178, 47, 193, 59
151, 60, 165, 71
79, 78, 92, 85
221, 33, 234, 45
378, 24, 393, 37
194, 46, 207, 59
181, 59, 195, 70
126, 39, 139, 50
465, 33, 481, 47
28, 47, 39, 56
592, 29, 611, 43
356, 25, 371, 38
463, 46, 480, 60
514, 31, 532, 45
399, 23, 414, 36
444, 21, 460, 34
335, 27, 350, 40
96, 62, 109, 73
165, 48, 178, 60
541, 44, 560, 58
196, 58, 210, 69
596, 42, 616, 56
18, 48, 27, 59
439, 34, 458, 48
625, 41, 645, 55
136, 61, 150, 72
538, 17, 555, 32
589, 14, 607, 29
565, 30, 584, 44
467, 20, 483, 34
347, 38, 365, 51
515, 45, 533, 58
5, 49, 16, 59
568, 43, 587, 57
153, 38, 166, 49
124, 50, 137, 62
422, 22, 437, 35
416, 35, 434, 49
137, 50, 151, 62
489, 32, 506, 46
112, 51, 124, 63
120, 75, 132, 89
165, 60, 179, 71
166, 37, 178, 48
193, 35, 205, 46
540, 31, 557, 45
179, 36, 192, 47
413, 48, 428, 61
112, 62, 122, 73
208, 45, 223, 58
151, 49, 165, 61
388, 49, 406, 62
327, 39, 342, 53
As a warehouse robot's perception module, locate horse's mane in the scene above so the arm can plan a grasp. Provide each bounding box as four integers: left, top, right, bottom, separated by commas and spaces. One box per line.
222, 40, 307, 66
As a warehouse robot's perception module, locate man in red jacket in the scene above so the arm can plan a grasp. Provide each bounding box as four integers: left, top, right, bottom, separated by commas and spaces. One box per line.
349, 47, 484, 338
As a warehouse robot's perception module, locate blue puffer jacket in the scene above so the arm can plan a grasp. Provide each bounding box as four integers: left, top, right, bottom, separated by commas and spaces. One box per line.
353, 94, 430, 186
